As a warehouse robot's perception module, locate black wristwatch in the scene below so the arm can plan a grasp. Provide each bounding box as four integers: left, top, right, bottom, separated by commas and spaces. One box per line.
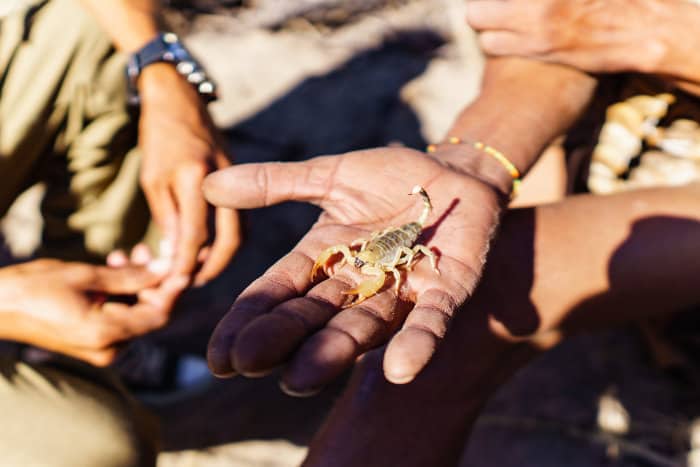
126, 32, 218, 106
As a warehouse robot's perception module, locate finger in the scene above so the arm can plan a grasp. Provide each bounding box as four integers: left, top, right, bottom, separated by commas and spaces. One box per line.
74, 264, 163, 294
383, 288, 459, 384
466, 1, 523, 32
198, 246, 211, 263
478, 31, 543, 57
537, 46, 638, 74
231, 276, 351, 378
98, 276, 188, 339
171, 167, 209, 276
202, 156, 340, 210
279, 286, 408, 397
142, 182, 178, 248
130, 243, 153, 265
66, 347, 120, 367
138, 274, 189, 312
207, 249, 314, 377
193, 206, 241, 286
99, 302, 164, 341
106, 250, 128, 267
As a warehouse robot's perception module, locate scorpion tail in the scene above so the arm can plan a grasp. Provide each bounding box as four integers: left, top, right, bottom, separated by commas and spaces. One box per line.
410, 185, 432, 226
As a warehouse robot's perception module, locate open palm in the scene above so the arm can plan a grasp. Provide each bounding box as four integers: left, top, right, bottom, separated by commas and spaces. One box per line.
204, 147, 504, 395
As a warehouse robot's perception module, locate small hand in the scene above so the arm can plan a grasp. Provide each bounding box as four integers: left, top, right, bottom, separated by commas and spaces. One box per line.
0, 259, 187, 366
204, 147, 504, 394
138, 63, 241, 285
467, 0, 683, 75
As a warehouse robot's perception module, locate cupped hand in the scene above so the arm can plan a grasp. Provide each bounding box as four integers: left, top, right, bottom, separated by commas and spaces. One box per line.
467, 0, 688, 75
0, 259, 187, 366
138, 63, 241, 285
204, 147, 505, 394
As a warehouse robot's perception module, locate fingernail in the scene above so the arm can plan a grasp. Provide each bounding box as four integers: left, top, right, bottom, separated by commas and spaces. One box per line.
238, 367, 277, 378
211, 370, 238, 379
279, 380, 323, 398
385, 372, 415, 385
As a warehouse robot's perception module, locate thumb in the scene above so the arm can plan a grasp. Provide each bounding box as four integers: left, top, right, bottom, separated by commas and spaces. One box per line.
202, 156, 338, 209
76, 264, 164, 295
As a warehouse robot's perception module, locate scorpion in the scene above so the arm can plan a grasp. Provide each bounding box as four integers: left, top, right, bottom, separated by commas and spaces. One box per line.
310, 185, 439, 307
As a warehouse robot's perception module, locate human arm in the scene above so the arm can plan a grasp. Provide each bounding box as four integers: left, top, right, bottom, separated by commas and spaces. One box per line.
203, 56, 596, 391
79, 0, 241, 284
0, 259, 187, 366
432, 57, 596, 190
303, 183, 700, 467
467, 0, 700, 96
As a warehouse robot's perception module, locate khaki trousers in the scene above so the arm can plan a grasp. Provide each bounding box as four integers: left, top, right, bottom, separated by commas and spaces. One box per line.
0, 1, 156, 465
0, 356, 157, 467
0, 0, 150, 262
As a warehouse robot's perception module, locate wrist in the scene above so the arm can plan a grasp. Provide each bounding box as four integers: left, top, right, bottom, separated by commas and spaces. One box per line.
127, 33, 217, 106
137, 62, 191, 101
430, 143, 516, 198
450, 58, 596, 175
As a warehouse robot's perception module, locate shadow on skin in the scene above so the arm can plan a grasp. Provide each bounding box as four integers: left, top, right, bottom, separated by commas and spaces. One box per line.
561, 216, 700, 333
303, 214, 700, 467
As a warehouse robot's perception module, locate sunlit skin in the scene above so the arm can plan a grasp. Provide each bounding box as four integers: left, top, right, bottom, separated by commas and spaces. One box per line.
467, 0, 700, 96
0, 257, 186, 366
205, 57, 597, 394
81, 0, 241, 286
205, 148, 504, 390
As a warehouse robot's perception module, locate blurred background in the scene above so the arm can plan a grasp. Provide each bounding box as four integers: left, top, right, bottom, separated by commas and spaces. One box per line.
3, 1, 700, 466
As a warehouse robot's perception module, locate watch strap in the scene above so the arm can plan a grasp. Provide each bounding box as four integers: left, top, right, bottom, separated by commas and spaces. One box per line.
126, 33, 217, 106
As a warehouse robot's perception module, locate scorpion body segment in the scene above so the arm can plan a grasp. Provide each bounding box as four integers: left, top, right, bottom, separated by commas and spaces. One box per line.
355, 222, 421, 266
311, 185, 439, 307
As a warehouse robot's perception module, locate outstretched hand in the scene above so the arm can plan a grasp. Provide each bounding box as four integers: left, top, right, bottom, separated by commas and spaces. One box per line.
204, 147, 505, 394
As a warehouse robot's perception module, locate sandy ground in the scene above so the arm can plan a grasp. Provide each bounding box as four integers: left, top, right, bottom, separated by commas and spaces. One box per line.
4, 1, 700, 466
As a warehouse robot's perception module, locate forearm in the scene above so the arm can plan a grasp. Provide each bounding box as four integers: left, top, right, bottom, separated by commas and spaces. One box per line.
435, 58, 597, 193
80, 0, 161, 52
485, 183, 700, 339
79, 0, 177, 96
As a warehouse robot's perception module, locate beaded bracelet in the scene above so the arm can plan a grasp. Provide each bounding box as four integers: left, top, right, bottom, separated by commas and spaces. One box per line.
427, 136, 521, 197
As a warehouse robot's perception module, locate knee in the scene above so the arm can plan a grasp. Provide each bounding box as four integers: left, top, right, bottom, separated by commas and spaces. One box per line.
0, 361, 156, 467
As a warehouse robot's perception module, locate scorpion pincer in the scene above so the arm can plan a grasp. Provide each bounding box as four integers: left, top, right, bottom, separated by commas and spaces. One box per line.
310, 185, 439, 307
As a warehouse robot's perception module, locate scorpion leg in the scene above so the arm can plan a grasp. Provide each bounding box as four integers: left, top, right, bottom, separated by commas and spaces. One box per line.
388, 266, 402, 292
412, 245, 440, 275
342, 266, 386, 308
385, 247, 412, 290
311, 244, 354, 281
393, 247, 415, 271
